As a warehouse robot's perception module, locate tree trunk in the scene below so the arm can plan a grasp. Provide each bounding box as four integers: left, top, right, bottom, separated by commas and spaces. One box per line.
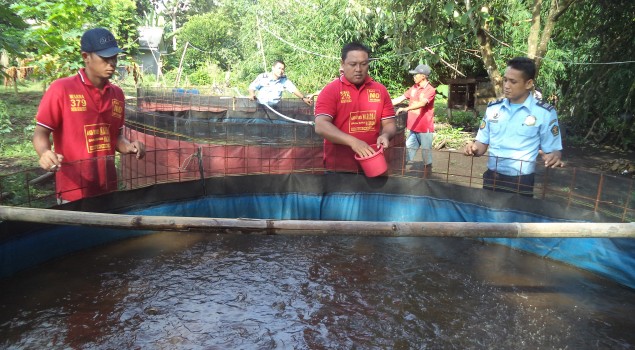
172, 10, 178, 51
467, 1, 503, 98
477, 28, 503, 98
532, 0, 577, 75
527, 0, 542, 59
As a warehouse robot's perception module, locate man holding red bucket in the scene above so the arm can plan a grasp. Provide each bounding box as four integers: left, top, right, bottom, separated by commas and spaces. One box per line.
314, 42, 396, 176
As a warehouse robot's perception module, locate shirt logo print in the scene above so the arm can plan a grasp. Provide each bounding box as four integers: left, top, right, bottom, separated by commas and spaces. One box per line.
112, 99, 123, 119
367, 89, 380, 103
69, 94, 87, 112
340, 90, 352, 103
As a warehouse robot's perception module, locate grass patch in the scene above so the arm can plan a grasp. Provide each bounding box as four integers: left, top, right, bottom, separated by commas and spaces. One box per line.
0, 82, 43, 173
432, 92, 480, 150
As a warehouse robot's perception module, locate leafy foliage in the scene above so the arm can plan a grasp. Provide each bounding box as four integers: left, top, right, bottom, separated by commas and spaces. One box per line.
553, 0, 635, 149
0, 83, 42, 168
176, 10, 242, 72
9, 0, 138, 84
0, 2, 28, 58
1, 0, 634, 151
238, 0, 346, 93
0, 100, 12, 136
434, 125, 472, 150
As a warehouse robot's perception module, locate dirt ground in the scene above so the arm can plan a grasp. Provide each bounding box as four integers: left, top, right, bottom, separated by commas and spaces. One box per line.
559, 143, 635, 175
0, 158, 31, 175
438, 141, 635, 177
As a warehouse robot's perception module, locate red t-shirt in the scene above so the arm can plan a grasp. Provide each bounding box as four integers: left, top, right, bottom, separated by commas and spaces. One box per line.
404, 82, 436, 133
315, 76, 395, 172
36, 68, 125, 201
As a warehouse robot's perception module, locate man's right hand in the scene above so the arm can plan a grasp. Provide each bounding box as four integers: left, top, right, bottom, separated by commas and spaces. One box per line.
464, 141, 479, 156
248, 95, 256, 101
38, 150, 64, 172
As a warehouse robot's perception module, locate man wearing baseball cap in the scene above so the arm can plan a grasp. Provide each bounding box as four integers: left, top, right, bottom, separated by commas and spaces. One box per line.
33, 28, 145, 203
391, 64, 436, 177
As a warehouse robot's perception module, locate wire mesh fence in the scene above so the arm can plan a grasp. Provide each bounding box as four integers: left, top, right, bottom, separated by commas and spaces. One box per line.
1, 87, 633, 222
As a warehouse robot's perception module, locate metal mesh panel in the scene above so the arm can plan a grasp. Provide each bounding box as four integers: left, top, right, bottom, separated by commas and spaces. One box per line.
0, 87, 632, 221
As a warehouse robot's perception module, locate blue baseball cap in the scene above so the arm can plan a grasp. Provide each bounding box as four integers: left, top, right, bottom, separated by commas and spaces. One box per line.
80, 28, 124, 57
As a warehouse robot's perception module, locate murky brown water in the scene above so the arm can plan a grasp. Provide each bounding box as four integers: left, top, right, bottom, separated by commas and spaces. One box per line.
1, 232, 634, 349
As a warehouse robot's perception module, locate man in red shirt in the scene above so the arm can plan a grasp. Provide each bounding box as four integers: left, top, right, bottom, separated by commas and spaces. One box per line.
392, 64, 436, 176
314, 42, 396, 173
33, 28, 145, 203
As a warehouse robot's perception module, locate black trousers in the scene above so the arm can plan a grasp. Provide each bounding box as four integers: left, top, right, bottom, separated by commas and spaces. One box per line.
482, 169, 535, 197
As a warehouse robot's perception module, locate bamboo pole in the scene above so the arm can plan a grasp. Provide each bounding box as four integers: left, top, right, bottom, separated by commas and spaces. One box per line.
175, 41, 189, 87
28, 172, 54, 186
256, 16, 268, 72
0, 206, 633, 238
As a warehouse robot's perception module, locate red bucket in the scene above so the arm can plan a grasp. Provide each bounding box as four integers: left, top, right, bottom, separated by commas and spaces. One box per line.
354, 145, 387, 177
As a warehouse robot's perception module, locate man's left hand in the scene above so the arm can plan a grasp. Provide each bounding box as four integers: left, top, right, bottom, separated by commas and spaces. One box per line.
540, 150, 564, 168
377, 134, 390, 149
128, 141, 146, 159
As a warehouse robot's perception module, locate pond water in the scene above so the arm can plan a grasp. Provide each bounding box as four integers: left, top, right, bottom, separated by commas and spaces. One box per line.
1, 232, 634, 349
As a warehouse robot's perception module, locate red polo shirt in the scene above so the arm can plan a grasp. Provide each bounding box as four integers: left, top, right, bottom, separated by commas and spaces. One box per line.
36, 68, 125, 201
404, 82, 436, 133
315, 75, 395, 172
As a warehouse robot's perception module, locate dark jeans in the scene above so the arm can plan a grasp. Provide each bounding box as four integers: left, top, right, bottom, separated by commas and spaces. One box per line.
482, 169, 535, 197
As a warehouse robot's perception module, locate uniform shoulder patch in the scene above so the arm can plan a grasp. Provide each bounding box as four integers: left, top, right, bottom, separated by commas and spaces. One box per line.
487, 98, 504, 107
536, 100, 554, 111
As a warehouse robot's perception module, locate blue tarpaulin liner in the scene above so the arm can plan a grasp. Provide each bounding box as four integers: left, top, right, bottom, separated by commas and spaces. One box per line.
1, 174, 633, 289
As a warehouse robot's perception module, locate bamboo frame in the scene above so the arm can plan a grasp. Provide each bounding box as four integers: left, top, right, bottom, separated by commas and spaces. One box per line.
1, 206, 633, 238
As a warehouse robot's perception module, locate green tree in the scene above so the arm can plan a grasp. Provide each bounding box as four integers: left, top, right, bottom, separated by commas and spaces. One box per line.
177, 10, 241, 72
10, 0, 138, 85
341, 0, 577, 96
0, 2, 28, 59
151, 0, 191, 51
554, 0, 635, 149
463, 0, 577, 96
169, 0, 347, 93
0, 1, 28, 94
243, 0, 350, 93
